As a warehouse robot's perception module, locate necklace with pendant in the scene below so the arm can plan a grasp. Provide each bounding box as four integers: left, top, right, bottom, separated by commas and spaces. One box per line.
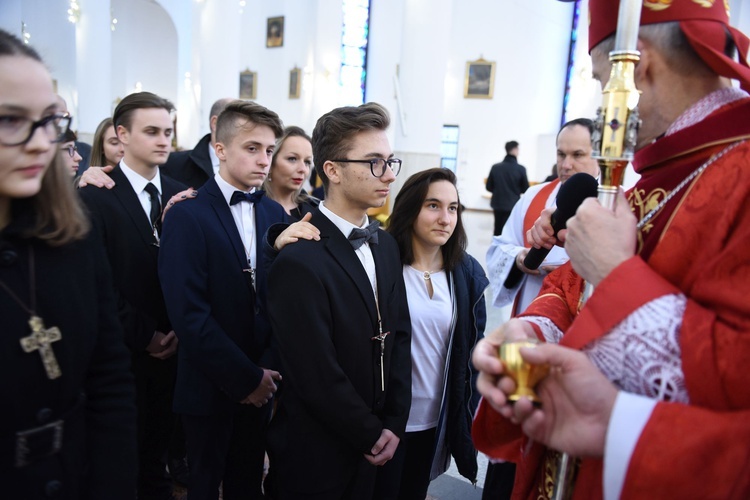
0, 245, 63, 379
411, 265, 441, 299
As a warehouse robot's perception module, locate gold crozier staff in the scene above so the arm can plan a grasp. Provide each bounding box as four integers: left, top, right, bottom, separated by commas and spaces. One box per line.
552, 1, 644, 498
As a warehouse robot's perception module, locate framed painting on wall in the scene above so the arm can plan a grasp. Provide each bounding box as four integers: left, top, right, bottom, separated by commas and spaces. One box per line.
267, 16, 284, 48
464, 58, 496, 99
289, 67, 301, 99
239, 69, 257, 100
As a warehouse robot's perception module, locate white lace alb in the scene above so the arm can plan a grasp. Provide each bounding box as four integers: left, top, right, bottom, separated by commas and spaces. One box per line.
525, 293, 689, 404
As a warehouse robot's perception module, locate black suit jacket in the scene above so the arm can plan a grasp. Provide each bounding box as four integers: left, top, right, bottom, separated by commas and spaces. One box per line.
485, 154, 529, 211
266, 209, 411, 493
79, 166, 186, 352
161, 133, 213, 188
159, 178, 288, 416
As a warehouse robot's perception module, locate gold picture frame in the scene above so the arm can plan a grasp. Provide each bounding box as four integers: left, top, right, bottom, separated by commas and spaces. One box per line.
266, 16, 284, 48
289, 67, 301, 99
464, 58, 496, 99
239, 69, 257, 100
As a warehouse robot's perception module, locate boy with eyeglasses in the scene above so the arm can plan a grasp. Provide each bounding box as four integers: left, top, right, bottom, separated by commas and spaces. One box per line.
265, 102, 411, 499
58, 129, 82, 177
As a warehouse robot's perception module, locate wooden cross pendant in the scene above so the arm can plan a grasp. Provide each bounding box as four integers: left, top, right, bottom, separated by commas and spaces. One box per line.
371, 323, 390, 391
19, 315, 62, 380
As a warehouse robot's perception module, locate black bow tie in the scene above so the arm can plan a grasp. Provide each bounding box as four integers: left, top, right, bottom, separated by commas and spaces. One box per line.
230, 190, 264, 206
348, 221, 380, 250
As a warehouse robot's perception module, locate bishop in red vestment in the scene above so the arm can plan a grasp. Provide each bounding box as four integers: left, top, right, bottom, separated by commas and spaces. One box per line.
472, 1, 750, 498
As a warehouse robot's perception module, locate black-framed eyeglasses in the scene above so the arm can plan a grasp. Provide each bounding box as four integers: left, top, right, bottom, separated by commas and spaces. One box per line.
0, 113, 72, 147
332, 158, 402, 178
64, 144, 79, 158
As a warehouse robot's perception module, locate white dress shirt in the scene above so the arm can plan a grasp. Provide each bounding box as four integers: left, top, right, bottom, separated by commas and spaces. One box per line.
119, 160, 161, 228
319, 201, 377, 299
214, 173, 258, 269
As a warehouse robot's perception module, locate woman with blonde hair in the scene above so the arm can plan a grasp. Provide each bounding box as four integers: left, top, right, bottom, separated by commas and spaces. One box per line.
89, 116, 124, 168
261, 125, 318, 220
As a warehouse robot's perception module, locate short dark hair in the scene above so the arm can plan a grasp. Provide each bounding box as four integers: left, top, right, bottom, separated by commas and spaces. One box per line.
557, 117, 594, 140
0, 29, 42, 61
215, 100, 284, 145
61, 128, 77, 143
386, 168, 467, 272
505, 141, 519, 155
312, 102, 390, 193
113, 91, 175, 132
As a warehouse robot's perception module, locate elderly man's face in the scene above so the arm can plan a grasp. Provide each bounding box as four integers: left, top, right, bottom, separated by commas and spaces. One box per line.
591, 42, 662, 151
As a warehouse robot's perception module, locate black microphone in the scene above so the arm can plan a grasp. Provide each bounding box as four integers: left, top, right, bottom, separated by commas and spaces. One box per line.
503, 172, 598, 289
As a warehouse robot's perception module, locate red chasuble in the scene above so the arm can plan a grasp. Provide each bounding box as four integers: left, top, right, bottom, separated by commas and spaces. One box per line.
472, 97, 750, 499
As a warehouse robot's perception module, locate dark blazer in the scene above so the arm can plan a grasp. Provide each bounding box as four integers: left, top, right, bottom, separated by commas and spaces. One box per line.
266, 209, 412, 495
158, 178, 288, 415
443, 254, 488, 483
79, 165, 186, 352
0, 201, 136, 499
486, 155, 529, 211
161, 133, 213, 188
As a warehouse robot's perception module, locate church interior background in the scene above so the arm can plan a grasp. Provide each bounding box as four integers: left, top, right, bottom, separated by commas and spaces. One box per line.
2, 0, 748, 210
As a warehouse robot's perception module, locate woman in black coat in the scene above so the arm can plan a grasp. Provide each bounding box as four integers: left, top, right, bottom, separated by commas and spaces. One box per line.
0, 29, 136, 499
376, 168, 489, 499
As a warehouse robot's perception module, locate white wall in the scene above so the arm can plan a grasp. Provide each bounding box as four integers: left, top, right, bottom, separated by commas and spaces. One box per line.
442, 0, 574, 209
8, 0, 749, 206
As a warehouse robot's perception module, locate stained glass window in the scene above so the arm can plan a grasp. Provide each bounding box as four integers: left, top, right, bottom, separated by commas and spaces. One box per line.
340, 0, 370, 105
561, 0, 581, 125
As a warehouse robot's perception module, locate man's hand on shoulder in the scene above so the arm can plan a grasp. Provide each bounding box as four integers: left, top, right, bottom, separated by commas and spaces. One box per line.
78, 165, 115, 189
273, 212, 320, 251
162, 188, 199, 221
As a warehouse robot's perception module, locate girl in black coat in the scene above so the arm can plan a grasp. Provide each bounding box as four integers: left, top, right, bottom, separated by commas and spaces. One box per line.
376, 168, 489, 499
0, 29, 136, 499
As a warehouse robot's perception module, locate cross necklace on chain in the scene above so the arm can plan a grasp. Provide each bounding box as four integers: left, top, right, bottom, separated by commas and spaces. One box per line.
0, 246, 63, 379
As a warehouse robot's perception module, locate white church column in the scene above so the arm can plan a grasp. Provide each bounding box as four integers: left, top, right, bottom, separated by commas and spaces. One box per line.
391, 0, 454, 198
75, 0, 112, 138
191, 0, 242, 145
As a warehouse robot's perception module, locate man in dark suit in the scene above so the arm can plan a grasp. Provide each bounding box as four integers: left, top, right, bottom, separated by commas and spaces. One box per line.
160, 97, 233, 188
159, 100, 289, 499
79, 92, 184, 500
266, 102, 412, 499
78, 97, 232, 190
485, 140, 529, 236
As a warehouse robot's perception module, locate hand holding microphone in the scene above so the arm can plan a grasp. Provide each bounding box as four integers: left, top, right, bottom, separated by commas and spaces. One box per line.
504, 173, 598, 289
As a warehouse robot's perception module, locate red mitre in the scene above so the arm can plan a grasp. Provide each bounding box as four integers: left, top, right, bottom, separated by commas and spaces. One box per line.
588, 0, 750, 91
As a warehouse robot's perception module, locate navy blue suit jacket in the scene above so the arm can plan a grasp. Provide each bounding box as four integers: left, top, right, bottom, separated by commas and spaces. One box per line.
159, 177, 287, 415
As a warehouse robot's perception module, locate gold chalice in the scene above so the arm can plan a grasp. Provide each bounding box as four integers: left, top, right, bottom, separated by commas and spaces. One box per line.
499, 339, 550, 406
